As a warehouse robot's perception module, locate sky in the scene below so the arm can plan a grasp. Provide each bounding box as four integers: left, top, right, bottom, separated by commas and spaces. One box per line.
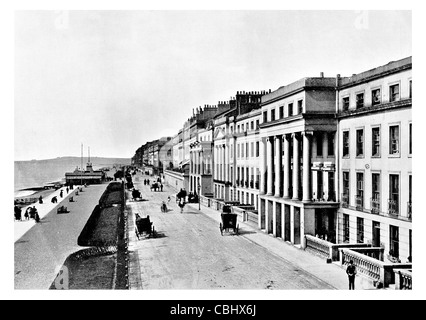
13, 9, 412, 161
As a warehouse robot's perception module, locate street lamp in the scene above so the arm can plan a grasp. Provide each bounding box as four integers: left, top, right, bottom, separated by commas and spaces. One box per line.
198, 183, 201, 210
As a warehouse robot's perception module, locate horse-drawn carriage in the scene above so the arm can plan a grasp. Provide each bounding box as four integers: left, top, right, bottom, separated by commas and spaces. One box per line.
150, 182, 160, 191
135, 214, 156, 239
131, 189, 142, 201
219, 205, 239, 236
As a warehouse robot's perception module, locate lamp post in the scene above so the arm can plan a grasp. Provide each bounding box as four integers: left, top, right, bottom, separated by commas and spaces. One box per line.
198, 183, 201, 210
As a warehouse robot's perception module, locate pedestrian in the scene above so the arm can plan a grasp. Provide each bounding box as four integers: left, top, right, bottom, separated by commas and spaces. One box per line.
346, 259, 357, 290
38, 195, 43, 204
66, 187, 69, 194
34, 212, 40, 223
178, 197, 185, 213
14, 205, 22, 221
160, 183, 163, 192
30, 206, 37, 219
24, 207, 30, 220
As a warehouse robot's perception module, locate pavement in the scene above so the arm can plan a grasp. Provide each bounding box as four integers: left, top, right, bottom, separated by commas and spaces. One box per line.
127, 173, 376, 291
14, 183, 108, 289
14, 185, 82, 242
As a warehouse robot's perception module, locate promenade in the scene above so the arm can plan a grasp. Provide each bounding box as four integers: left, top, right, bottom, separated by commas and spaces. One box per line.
15, 186, 80, 242
14, 183, 107, 289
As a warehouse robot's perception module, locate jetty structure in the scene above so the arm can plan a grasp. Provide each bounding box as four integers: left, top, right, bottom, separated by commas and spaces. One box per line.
65, 146, 106, 185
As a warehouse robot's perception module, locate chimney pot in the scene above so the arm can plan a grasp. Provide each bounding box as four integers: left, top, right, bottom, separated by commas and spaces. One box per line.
320, 72, 324, 78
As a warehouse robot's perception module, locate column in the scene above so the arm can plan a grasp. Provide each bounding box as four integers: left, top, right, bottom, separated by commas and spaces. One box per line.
312, 171, 318, 200
324, 171, 329, 201
219, 145, 223, 181
290, 205, 295, 243
214, 146, 217, 180
283, 134, 290, 199
281, 204, 285, 241
267, 137, 274, 195
225, 144, 229, 182
195, 150, 198, 175
275, 135, 282, 197
222, 145, 226, 182
272, 201, 277, 236
302, 131, 312, 202
190, 151, 193, 174
201, 151, 204, 175
292, 133, 300, 200
260, 138, 267, 194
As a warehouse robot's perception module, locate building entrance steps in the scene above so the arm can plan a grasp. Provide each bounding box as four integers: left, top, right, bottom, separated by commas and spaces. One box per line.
185, 200, 377, 290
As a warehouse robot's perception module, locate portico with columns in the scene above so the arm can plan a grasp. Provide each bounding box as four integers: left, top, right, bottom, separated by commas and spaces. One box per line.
258, 77, 340, 247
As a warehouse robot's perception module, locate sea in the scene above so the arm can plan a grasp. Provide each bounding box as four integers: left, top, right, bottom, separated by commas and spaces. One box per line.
14, 157, 130, 198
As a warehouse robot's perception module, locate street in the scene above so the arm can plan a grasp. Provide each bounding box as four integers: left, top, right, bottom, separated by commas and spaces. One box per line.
127, 173, 335, 290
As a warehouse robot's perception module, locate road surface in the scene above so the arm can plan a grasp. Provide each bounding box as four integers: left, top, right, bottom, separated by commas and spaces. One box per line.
128, 173, 335, 290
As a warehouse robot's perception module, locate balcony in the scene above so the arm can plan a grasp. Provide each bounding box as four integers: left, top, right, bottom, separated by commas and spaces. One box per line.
341, 193, 349, 208
407, 202, 412, 220
355, 195, 364, 211
371, 198, 380, 215
388, 199, 399, 216
327, 191, 336, 202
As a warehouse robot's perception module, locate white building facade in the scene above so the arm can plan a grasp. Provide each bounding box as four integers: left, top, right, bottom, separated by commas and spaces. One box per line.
336, 57, 412, 262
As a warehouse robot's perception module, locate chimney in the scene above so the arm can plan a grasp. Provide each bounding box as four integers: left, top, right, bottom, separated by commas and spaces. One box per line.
320, 72, 324, 78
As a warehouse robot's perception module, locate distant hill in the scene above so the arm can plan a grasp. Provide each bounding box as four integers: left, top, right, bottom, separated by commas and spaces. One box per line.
16, 156, 131, 166
14, 157, 131, 191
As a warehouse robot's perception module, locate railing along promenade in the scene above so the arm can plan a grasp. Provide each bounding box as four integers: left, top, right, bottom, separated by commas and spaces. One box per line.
305, 235, 412, 288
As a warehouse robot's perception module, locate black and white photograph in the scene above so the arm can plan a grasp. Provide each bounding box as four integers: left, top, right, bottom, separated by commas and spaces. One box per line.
4, 0, 424, 303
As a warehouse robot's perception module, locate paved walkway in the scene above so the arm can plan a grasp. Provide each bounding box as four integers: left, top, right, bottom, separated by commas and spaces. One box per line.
14, 185, 83, 242
14, 183, 108, 289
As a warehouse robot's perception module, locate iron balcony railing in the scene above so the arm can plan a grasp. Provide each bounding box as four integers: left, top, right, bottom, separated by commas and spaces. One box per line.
355, 195, 364, 211
371, 197, 380, 215
407, 202, 412, 220
341, 193, 349, 208
388, 199, 399, 216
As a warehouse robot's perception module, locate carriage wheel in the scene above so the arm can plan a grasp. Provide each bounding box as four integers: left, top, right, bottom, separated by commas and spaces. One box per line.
219, 223, 223, 236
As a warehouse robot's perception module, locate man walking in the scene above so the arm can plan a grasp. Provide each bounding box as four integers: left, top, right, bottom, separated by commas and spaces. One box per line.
346, 259, 357, 290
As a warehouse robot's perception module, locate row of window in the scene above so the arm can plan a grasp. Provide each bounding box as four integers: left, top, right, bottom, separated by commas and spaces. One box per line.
235, 141, 260, 159
342, 123, 412, 158
263, 99, 304, 123
341, 80, 412, 111
230, 119, 261, 135
342, 171, 412, 216
342, 215, 410, 260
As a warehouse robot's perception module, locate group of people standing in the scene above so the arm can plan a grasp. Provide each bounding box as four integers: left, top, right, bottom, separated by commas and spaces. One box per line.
14, 205, 40, 223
